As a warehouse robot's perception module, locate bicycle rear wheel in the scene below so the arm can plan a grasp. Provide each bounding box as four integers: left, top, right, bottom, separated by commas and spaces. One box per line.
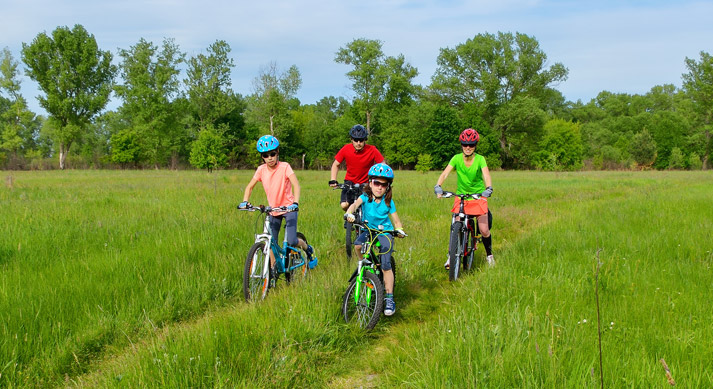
448, 222, 463, 281
342, 270, 384, 330
243, 241, 269, 301
463, 220, 476, 272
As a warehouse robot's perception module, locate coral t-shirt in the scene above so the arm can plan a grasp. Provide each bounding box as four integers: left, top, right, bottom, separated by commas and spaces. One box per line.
334, 144, 384, 184
252, 162, 295, 212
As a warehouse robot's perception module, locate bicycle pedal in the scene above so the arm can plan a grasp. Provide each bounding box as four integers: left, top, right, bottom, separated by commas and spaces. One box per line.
308, 258, 318, 269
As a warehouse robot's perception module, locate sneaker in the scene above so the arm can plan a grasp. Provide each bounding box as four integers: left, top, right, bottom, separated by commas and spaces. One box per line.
308, 257, 318, 269
305, 244, 314, 259
486, 255, 495, 267
444, 257, 450, 270
384, 297, 396, 316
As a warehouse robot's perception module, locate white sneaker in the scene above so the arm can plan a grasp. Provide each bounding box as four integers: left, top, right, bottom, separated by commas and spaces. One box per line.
444, 257, 450, 270
486, 255, 495, 267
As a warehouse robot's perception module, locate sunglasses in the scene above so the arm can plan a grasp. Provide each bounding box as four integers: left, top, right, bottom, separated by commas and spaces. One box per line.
370, 180, 389, 188
261, 151, 278, 158
461, 144, 476, 148
352, 138, 366, 143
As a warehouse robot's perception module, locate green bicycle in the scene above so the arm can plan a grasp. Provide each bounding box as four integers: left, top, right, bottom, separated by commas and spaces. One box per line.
341, 218, 404, 330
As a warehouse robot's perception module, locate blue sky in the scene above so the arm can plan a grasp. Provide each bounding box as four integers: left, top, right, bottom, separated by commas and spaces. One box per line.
2, 0, 712, 115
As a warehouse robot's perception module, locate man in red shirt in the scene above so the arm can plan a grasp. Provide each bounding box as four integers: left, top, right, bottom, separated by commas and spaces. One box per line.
329, 124, 385, 210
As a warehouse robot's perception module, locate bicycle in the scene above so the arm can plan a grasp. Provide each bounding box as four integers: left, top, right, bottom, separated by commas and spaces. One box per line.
341, 217, 404, 330
332, 182, 364, 260
238, 204, 317, 302
440, 191, 491, 281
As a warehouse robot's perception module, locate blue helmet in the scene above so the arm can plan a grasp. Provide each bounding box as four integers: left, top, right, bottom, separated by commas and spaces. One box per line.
256, 135, 279, 153
368, 163, 394, 181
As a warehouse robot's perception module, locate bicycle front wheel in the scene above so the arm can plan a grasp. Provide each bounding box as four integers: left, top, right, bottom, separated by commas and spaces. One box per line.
448, 222, 463, 281
463, 222, 475, 273
342, 270, 384, 330
243, 241, 269, 301
345, 221, 355, 260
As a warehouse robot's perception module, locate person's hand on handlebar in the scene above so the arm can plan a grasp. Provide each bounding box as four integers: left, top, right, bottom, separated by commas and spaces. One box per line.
395, 228, 407, 238
434, 184, 443, 198
344, 212, 355, 223
482, 186, 493, 198
238, 201, 251, 209
329, 180, 338, 188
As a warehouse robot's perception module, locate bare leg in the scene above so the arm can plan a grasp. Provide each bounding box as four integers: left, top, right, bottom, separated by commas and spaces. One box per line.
383, 269, 394, 294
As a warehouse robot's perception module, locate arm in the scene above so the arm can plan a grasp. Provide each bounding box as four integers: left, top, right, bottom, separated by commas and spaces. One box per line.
482, 166, 492, 188
288, 173, 300, 204
346, 196, 363, 214
435, 164, 455, 197
242, 177, 259, 202
330, 159, 341, 184
390, 211, 403, 230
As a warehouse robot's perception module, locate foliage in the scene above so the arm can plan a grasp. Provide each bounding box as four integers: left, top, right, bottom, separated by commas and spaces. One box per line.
682, 51, 713, 168
115, 38, 185, 166
110, 129, 141, 167
629, 129, 657, 168
415, 153, 434, 172
189, 126, 228, 171
688, 152, 703, 170
21, 24, 116, 169
533, 119, 583, 171
667, 147, 685, 170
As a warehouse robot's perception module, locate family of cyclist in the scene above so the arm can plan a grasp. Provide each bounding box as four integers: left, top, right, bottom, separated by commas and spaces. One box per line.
238, 125, 494, 316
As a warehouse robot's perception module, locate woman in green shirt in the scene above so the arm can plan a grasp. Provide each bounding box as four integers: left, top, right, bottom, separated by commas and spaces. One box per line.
434, 128, 495, 267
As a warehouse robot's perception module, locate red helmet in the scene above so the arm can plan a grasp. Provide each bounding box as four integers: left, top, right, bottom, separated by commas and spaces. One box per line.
459, 128, 480, 145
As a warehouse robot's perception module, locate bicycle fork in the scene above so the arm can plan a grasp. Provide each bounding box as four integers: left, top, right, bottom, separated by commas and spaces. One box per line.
354, 242, 380, 306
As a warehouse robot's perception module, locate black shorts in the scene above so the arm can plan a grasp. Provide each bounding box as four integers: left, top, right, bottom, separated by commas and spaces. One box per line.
340, 181, 364, 204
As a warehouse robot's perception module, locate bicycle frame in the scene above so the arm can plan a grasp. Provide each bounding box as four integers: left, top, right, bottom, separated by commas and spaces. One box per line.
348, 221, 396, 305
441, 191, 483, 278
243, 206, 307, 280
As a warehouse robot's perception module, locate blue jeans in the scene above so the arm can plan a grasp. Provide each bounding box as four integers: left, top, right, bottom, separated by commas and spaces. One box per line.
354, 231, 394, 271
269, 211, 299, 247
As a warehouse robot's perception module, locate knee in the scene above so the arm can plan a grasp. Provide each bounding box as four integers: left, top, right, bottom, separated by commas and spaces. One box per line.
340, 202, 349, 211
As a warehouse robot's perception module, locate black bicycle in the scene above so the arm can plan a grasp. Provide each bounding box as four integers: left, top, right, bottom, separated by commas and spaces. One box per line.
333, 182, 364, 260
440, 191, 491, 281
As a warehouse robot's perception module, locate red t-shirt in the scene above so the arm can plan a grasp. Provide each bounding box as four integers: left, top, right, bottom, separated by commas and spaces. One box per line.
334, 144, 384, 184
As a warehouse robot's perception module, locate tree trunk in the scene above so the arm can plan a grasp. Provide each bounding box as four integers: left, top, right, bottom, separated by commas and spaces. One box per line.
704, 129, 711, 170
270, 115, 274, 135
59, 142, 68, 170
366, 111, 371, 133
302, 153, 306, 169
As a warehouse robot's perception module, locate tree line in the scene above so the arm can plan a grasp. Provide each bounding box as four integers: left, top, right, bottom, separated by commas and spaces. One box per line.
1, 25, 711, 171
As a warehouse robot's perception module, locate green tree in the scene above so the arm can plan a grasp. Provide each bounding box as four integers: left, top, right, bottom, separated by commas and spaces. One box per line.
185, 40, 236, 130
115, 38, 185, 166
22, 24, 116, 169
430, 32, 567, 167
630, 129, 657, 168
246, 62, 302, 136
424, 104, 461, 168
667, 147, 685, 170
533, 119, 583, 171
110, 129, 140, 167
335, 39, 418, 134
189, 126, 227, 172
682, 51, 713, 169
688, 152, 703, 170
1, 48, 38, 167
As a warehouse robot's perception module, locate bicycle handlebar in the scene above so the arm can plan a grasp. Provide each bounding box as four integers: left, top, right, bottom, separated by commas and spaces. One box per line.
332, 182, 364, 191
440, 191, 482, 200
345, 217, 405, 237
237, 204, 294, 213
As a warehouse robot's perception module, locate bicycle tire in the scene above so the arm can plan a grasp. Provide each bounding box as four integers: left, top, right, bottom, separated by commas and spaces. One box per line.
345, 221, 354, 259
243, 241, 269, 301
448, 222, 463, 281
342, 270, 384, 330
463, 221, 475, 272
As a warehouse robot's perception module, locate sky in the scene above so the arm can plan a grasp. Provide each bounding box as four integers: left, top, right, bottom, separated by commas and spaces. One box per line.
2, 0, 713, 116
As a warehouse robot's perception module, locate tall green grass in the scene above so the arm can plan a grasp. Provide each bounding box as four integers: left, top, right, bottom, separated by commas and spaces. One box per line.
1, 170, 712, 387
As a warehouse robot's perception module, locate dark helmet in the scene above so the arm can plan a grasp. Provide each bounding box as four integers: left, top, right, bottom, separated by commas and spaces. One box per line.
349, 124, 369, 139
459, 128, 480, 145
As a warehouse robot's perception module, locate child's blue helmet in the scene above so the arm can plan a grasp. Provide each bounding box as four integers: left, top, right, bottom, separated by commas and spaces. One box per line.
256, 135, 279, 152
368, 163, 394, 181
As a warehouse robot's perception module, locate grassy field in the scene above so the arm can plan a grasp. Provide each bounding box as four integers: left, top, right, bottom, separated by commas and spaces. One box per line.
1, 169, 712, 387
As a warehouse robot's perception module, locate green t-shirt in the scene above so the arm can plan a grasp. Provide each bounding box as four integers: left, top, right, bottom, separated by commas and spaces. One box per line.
448, 153, 487, 194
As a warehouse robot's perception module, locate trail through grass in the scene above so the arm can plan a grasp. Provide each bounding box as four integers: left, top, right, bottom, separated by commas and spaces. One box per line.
2, 170, 712, 387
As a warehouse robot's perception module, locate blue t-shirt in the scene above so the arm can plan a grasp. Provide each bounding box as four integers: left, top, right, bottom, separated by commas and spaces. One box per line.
359, 194, 396, 231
